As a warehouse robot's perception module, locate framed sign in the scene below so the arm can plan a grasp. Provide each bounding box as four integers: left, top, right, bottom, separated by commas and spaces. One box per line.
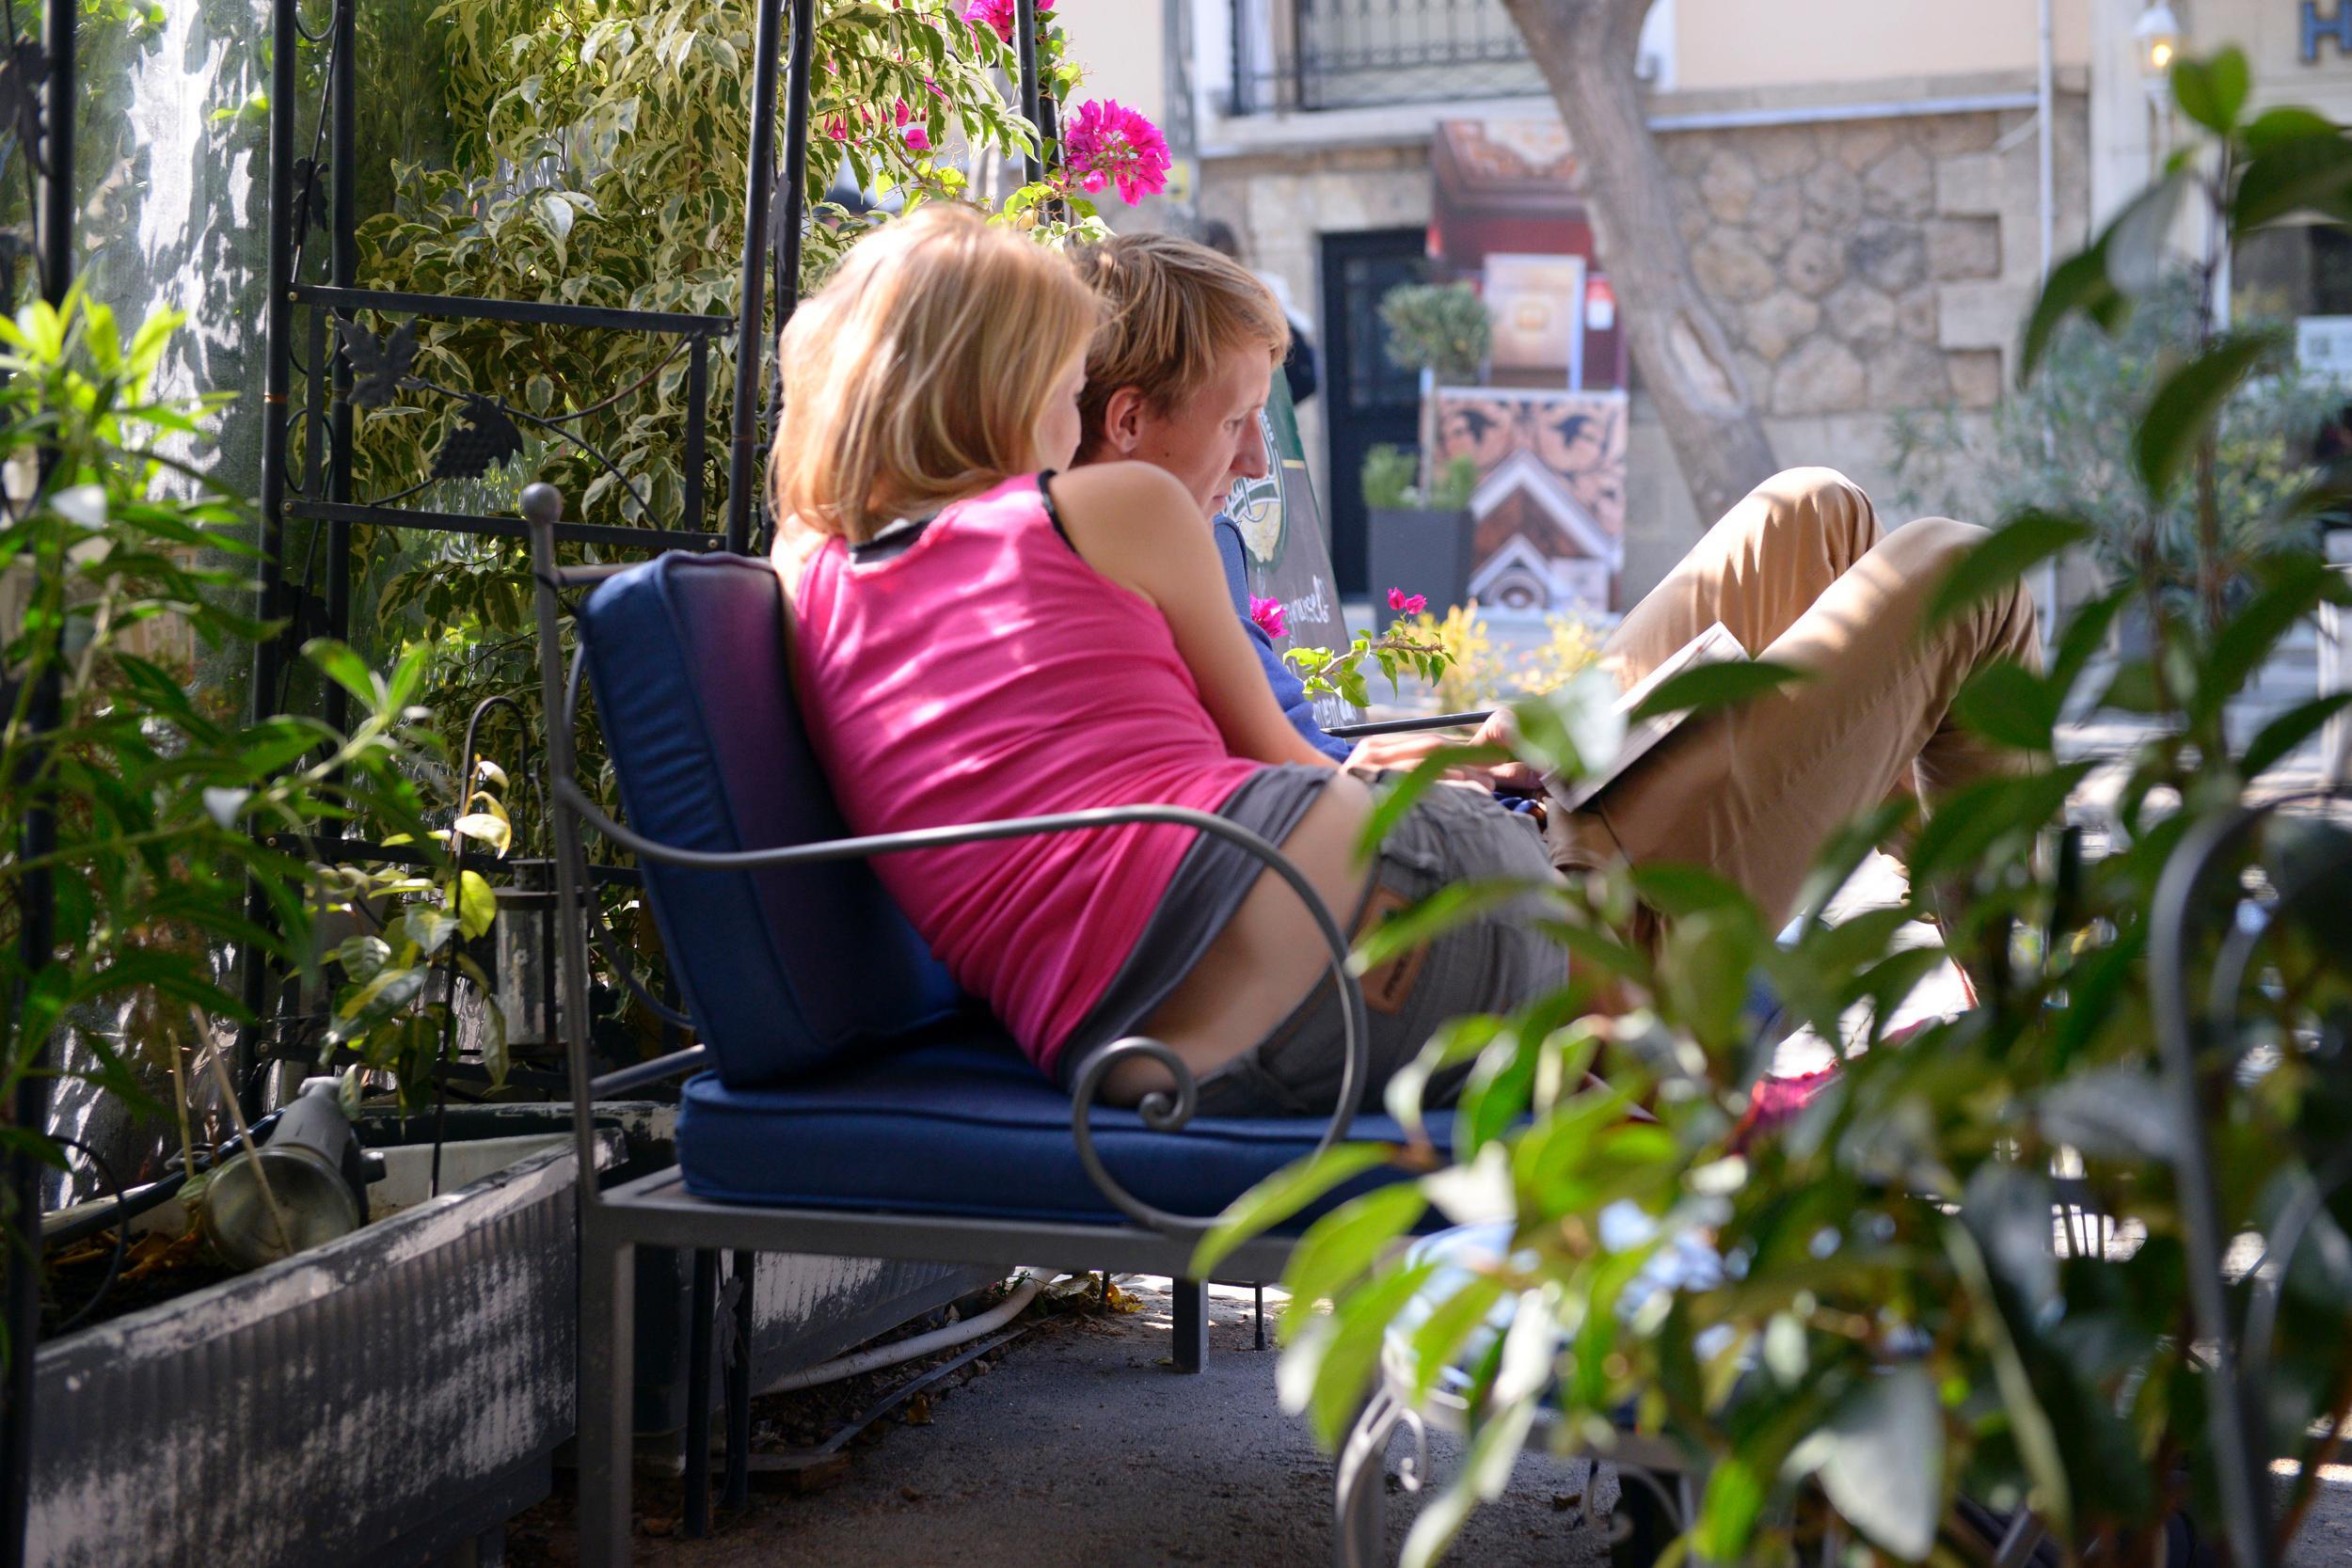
1225, 376, 1364, 729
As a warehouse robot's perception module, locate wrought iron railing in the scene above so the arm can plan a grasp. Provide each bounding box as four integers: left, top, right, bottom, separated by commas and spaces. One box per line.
1228, 0, 1544, 114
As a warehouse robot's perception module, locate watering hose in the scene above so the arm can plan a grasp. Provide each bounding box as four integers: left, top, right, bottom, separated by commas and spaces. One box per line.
757, 1265, 1058, 1395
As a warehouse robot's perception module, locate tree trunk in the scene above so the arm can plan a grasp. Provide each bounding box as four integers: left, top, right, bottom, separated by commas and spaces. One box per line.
1498, 0, 1779, 526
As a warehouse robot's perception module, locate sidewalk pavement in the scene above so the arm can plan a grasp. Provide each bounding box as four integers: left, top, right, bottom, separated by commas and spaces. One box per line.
510, 1279, 1611, 1567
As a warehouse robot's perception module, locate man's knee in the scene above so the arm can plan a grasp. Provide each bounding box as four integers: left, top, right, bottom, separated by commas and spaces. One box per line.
1882, 515, 1991, 573
1746, 467, 1877, 551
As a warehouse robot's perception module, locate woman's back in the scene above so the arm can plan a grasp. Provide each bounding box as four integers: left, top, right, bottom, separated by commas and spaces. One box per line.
789, 472, 1263, 1075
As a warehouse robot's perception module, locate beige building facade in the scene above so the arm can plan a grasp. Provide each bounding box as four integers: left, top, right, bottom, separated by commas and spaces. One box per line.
1056, 0, 2352, 604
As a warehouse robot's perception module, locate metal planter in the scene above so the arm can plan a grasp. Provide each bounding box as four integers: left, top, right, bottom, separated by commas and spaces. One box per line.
25, 1132, 603, 1568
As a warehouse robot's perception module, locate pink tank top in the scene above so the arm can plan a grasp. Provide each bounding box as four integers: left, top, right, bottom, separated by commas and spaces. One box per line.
790, 473, 1263, 1077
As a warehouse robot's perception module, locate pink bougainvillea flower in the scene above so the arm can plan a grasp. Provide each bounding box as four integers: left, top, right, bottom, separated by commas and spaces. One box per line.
904, 125, 931, 152
1248, 595, 1287, 641
1061, 99, 1169, 205
960, 0, 1053, 44
893, 98, 914, 127
822, 115, 850, 142
1388, 588, 1427, 615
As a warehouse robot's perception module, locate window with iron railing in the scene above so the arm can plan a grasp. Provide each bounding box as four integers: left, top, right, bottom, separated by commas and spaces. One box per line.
1228, 0, 1546, 113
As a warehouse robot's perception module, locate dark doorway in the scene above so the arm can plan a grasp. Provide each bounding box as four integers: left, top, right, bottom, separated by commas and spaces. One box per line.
1320, 227, 1427, 595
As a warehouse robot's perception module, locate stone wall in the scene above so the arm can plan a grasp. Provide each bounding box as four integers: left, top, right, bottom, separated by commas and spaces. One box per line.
1196, 95, 2090, 602
1660, 100, 2089, 421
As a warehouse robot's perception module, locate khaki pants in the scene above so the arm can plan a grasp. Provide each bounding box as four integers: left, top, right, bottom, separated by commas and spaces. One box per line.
1548, 467, 2043, 933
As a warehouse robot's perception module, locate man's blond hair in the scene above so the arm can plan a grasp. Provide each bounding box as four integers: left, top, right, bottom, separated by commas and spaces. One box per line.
1069, 231, 1289, 455
771, 205, 1100, 543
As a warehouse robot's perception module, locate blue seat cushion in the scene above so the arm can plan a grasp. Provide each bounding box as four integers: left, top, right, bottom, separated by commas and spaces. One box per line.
674, 1033, 1450, 1231
580, 552, 963, 1085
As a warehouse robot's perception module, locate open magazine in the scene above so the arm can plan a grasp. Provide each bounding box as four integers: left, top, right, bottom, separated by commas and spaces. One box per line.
1546, 621, 1750, 811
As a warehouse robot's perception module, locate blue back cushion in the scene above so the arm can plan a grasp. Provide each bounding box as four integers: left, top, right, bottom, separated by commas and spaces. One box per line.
580, 551, 964, 1085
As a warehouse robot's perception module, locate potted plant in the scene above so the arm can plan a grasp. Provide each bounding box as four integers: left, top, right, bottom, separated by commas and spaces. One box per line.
1206, 60, 2352, 1568
1364, 445, 1482, 629
0, 289, 633, 1568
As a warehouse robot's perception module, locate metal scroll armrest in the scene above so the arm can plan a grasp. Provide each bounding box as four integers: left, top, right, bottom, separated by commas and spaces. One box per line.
550, 777, 1370, 1243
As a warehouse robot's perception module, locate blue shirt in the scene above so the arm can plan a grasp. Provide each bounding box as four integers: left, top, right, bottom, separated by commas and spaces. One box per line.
1213, 515, 1352, 763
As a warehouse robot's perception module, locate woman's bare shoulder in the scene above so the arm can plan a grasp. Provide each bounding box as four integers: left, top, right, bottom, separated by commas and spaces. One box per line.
1049, 461, 1194, 524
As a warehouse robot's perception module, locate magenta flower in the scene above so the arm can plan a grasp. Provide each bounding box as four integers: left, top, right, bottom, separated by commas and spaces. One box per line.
822, 115, 850, 142
905, 125, 931, 152
1387, 588, 1427, 616
1248, 595, 1287, 640
961, 0, 1053, 44
1061, 99, 1170, 205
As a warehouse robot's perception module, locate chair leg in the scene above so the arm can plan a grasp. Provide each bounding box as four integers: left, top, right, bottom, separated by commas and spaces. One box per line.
722, 1249, 755, 1511
1172, 1277, 1208, 1373
684, 1248, 718, 1538
1254, 1283, 1266, 1351
576, 1227, 637, 1568
1333, 1388, 1402, 1568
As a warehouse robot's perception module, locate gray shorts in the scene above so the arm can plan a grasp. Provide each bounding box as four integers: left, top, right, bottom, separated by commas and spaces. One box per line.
1193, 775, 1566, 1118
1056, 766, 1565, 1119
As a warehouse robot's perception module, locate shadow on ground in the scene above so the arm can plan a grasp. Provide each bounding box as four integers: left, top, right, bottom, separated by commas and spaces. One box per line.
508, 1277, 1610, 1567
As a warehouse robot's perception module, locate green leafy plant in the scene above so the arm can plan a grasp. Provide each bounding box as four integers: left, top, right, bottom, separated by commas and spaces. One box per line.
1364, 445, 1481, 513
1282, 623, 1454, 711
1379, 282, 1492, 387
0, 293, 447, 1285
1203, 58, 2352, 1568
1889, 273, 2341, 614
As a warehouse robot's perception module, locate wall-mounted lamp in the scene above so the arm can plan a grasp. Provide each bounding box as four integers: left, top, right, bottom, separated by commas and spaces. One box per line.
2134, 0, 2183, 79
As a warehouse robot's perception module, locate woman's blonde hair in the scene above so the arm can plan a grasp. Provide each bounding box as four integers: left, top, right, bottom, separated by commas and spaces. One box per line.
771, 205, 1100, 543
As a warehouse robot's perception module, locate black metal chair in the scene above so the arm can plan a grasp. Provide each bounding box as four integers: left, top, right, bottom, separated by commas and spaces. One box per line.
520, 483, 1465, 1565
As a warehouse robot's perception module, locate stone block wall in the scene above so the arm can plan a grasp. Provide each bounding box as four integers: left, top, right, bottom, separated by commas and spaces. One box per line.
1196, 94, 2091, 602
1658, 99, 2088, 423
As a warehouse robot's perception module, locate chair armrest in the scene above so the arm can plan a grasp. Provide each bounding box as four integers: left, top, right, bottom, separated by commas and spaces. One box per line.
553, 777, 1371, 1240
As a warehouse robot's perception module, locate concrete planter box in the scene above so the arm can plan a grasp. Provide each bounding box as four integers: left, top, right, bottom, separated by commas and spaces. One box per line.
1368, 506, 1475, 627
26, 1126, 616, 1568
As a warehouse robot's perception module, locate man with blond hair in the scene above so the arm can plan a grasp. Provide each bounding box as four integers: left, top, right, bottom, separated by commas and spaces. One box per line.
1068, 230, 2042, 943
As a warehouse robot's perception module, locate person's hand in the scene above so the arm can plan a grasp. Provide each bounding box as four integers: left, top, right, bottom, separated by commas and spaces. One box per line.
1342, 716, 1534, 789
1469, 707, 1541, 793
1341, 728, 1473, 778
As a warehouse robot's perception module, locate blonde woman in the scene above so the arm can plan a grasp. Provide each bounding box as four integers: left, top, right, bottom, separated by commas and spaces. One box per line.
769, 206, 1565, 1117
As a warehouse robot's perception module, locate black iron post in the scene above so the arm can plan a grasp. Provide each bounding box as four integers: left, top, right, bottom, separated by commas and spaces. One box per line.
3, 2, 73, 1555
325, 0, 358, 734
1013, 0, 1043, 186
244, 0, 300, 1057
724, 0, 786, 554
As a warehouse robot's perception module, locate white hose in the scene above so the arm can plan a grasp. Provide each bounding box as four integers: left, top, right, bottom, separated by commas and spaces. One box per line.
757, 1265, 1058, 1395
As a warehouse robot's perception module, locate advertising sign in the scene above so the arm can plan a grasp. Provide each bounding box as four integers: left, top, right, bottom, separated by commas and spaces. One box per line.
1224, 377, 1365, 729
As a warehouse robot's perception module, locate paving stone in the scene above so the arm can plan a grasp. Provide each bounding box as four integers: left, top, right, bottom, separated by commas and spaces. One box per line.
1949, 348, 2005, 409
1849, 219, 1929, 293
1743, 288, 1822, 360
1801, 160, 1863, 231
1867, 339, 1953, 408
1749, 123, 1820, 181
1772, 335, 1866, 414
1922, 111, 2001, 158
1830, 119, 1900, 172
1934, 151, 2006, 217
1698, 149, 1759, 224
1925, 215, 2003, 281
1897, 283, 1941, 342
1939, 278, 2034, 351
1749, 182, 1804, 258
1692, 231, 1776, 303
1782, 230, 1846, 298
1863, 144, 1935, 220
1822, 280, 1899, 346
